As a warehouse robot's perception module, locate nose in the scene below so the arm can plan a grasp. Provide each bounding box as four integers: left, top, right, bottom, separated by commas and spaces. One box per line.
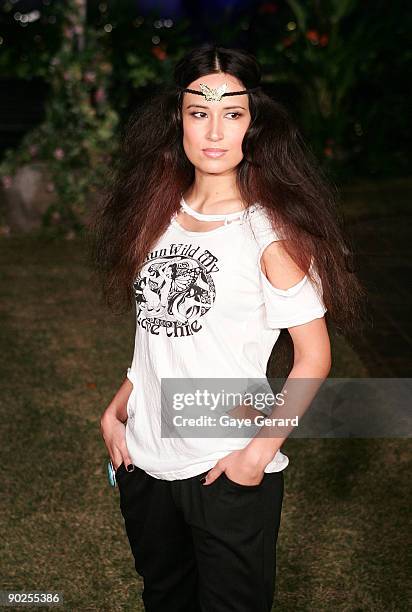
206, 115, 224, 142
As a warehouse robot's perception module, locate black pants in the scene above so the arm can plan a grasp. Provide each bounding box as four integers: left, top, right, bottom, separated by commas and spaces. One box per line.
117, 463, 284, 612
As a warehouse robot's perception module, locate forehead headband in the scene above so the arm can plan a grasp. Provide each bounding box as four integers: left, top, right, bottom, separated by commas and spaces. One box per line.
176, 82, 261, 102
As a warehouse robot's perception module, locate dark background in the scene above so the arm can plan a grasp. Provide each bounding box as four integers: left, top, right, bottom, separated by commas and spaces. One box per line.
0, 3, 410, 611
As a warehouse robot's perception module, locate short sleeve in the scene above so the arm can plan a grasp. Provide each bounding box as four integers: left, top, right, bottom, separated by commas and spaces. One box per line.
251, 206, 327, 329
260, 259, 327, 329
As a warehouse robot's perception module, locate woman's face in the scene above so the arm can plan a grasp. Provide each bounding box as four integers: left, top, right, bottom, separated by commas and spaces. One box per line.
181, 73, 251, 174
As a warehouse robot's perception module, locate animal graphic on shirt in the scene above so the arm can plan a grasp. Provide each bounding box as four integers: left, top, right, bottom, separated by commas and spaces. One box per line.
133, 255, 216, 326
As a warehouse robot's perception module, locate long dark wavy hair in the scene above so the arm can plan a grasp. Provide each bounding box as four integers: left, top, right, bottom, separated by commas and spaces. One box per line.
87, 43, 367, 374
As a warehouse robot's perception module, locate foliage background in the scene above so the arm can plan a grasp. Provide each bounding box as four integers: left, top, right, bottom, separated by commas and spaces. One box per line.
0, 0, 410, 234
0, 3, 410, 610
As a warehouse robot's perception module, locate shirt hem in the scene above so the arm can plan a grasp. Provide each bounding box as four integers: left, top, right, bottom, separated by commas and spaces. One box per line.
133, 455, 289, 481
267, 306, 327, 329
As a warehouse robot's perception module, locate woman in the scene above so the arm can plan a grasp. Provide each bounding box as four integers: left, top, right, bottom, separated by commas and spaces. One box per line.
89, 43, 364, 612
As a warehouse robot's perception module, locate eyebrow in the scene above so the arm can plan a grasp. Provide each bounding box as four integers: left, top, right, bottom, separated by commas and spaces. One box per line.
186, 104, 247, 111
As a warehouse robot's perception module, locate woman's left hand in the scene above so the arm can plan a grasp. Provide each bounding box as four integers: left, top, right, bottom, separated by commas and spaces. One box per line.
202, 448, 268, 486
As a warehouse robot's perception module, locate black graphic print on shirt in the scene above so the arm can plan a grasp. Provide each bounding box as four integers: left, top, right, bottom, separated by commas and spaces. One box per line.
133, 243, 220, 337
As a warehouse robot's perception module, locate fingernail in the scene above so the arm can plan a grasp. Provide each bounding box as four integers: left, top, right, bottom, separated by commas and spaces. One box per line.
127, 464, 135, 472
200, 476, 207, 484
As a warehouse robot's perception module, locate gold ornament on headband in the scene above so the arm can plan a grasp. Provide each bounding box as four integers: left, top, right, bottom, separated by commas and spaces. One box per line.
176, 83, 262, 98
198, 83, 228, 102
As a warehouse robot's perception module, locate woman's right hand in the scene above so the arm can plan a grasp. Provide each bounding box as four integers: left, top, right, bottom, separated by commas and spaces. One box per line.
100, 409, 134, 472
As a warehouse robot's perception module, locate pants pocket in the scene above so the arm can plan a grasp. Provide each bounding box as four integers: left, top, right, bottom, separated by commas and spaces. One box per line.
220, 470, 264, 490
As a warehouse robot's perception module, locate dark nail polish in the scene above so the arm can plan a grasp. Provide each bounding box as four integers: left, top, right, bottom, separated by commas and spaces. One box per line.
127, 464, 135, 472
199, 476, 206, 484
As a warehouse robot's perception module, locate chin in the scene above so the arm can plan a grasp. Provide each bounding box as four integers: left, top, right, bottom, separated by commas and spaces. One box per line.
200, 165, 233, 175
195, 159, 235, 173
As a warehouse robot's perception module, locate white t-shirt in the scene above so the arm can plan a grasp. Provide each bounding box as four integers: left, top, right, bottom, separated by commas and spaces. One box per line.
125, 199, 327, 480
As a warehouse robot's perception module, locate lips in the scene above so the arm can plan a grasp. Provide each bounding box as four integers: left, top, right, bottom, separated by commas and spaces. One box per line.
202, 148, 228, 158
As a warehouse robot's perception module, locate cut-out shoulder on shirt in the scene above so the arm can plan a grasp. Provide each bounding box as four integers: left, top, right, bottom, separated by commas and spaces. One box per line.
260, 239, 307, 292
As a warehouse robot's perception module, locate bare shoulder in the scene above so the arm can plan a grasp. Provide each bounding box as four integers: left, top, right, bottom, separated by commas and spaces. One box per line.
261, 240, 307, 291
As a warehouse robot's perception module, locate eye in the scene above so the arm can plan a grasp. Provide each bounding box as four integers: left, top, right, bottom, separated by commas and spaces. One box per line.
189, 112, 243, 119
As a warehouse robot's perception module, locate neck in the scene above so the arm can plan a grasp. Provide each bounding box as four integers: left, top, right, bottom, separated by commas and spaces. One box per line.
184, 170, 245, 214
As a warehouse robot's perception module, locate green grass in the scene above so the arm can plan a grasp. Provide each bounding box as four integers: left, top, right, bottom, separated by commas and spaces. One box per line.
0, 233, 410, 611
